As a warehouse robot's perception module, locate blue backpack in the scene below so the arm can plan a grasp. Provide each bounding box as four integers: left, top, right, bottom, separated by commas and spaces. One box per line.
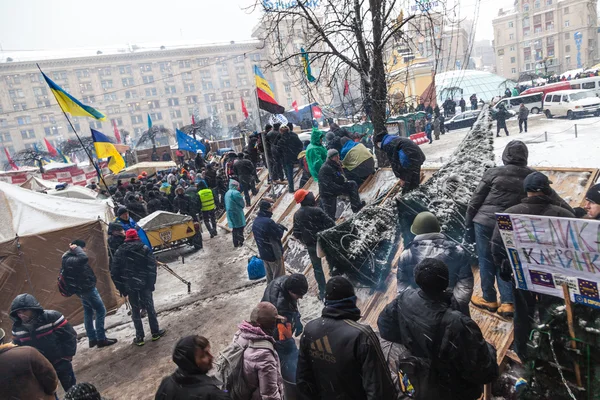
247, 256, 266, 280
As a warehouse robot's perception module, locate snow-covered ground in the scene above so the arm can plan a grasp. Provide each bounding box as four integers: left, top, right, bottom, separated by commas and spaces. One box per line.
422, 113, 600, 168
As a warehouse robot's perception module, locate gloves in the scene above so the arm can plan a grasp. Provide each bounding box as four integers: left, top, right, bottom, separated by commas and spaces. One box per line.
278, 322, 293, 340
499, 259, 514, 282
463, 227, 475, 244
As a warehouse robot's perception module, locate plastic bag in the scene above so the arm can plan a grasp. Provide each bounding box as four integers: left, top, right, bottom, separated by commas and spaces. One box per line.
247, 256, 266, 280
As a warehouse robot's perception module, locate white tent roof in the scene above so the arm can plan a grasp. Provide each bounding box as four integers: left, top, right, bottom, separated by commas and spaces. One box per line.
0, 181, 114, 242
20, 176, 62, 191
46, 185, 99, 200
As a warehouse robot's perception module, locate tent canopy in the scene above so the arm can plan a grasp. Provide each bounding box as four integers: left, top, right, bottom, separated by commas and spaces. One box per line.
0, 181, 113, 243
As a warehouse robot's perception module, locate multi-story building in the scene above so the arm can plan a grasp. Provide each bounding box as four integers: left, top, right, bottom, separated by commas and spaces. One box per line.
0, 40, 305, 162
493, 0, 598, 80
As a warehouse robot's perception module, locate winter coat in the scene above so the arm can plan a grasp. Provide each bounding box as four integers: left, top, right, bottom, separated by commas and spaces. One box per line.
397, 233, 472, 292
195, 154, 206, 171
495, 108, 508, 127
185, 186, 202, 216
205, 168, 218, 189
248, 135, 260, 165
60, 246, 97, 295
276, 130, 303, 165
10, 294, 77, 365
107, 234, 125, 267
266, 129, 281, 160
340, 140, 359, 160
252, 210, 285, 262
380, 135, 426, 181
224, 183, 246, 229
114, 215, 140, 232
465, 141, 573, 229
491, 195, 575, 264
173, 193, 192, 216
326, 135, 343, 152
0, 343, 58, 400
518, 105, 529, 120
155, 371, 230, 400
234, 159, 257, 185
112, 240, 157, 295
378, 289, 498, 400
127, 200, 147, 220
292, 201, 335, 246
318, 159, 347, 198
262, 276, 301, 334
342, 143, 374, 172
297, 299, 398, 400
233, 321, 283, 400
305, 129, 328, 182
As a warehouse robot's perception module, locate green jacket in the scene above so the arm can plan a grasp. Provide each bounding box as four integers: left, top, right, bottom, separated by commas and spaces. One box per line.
305, 128, 328, 182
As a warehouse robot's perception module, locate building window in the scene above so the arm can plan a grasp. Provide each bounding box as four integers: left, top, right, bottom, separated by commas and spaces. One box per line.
534, 0, 540, 8
221, 80, 231, 88
29, 73, 43, 83
170, 109, 182, 119
511, 68, 517, 74
204, 93, 215, 102
127, 102, 141, 113
122, 78, 134, 87
17, 116, 32, 125
142, 76, 155, 84
509, 33, 515, 40
223, 91, 234, 100
125, 90, 138, 99
239, 78, 248, 86
148, 100, 160, 109
226, 114, 237, 125
75, 69, 90, 79
179, 60, 191, 68
202, 81, 214, 90
509, 46, 515, 51
235, 66, 247, 75
20, 129, 35, 139
198, 58, 210, 66
139, 63, 152, 72
508, 21, 514, 28
498, 49, 505, 56
101, 80, 113, 90
524, 3, 529, 11
546, 0, 552, 4
182, 72, 194, 81
284, 83, 292, 93
547, 46, 555, 57
111, 118, 123, 127
524, 48, 532, 61
565, 45, 571, 53
0, 132, 11, 142
159, 62, 171, 72
119, 65, 132, 74
165, 85, 177, 94
250, 54, 261, 62
82, 95, 96, 104
44, 126, 60, 136
565, 32, 570, 39
104, 93, 118, 101
186, 95, 199, 104
218, 67, 229, 76
234, 55, 245, 63
145, 88, 158, 96
184, 83, 196, 92
566, 55, 571, 65
225, 103, 235, 111
98, 67, 112, 77
131, 115, 143, 124
510, 57, 516, 63
52, 71, 68, 80
13, 103, 27, 111
90, 121, 102, 129
564, 6, 569, 14
33, 87, 48, 97
0, 119, 8, 127
564, 20, 569, 27
167, 98, 179, 106
149, 112, 163, 121
200, 70, 211, 79
107, 105, 120, 114
9, 89, 24, 98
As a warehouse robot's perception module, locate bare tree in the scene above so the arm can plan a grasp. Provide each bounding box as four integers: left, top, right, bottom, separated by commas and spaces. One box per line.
4, 149, 52, 172
135, 126, 174, 149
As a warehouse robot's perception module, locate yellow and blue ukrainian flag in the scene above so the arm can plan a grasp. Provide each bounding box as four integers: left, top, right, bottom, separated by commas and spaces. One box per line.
91, 129, 125, 174
301, 48, 316, 82
42, 71, 106, 120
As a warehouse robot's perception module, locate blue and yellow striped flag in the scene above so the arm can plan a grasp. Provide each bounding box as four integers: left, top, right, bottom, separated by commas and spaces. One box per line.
301, 48, 316, 83
91, 129, 125, 174
42, 71, 106, 120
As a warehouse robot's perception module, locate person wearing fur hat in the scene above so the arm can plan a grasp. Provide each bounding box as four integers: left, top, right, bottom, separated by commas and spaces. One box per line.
297, 277, 397, 400
292, 189, 335, 299
0, 327, 59, 399
584, 183, 600, 219
378, 259, 498, 399
113, 229, 166, 346
318, 149, 365, 219
252, 199, 287, 282
225, 180, 246, 248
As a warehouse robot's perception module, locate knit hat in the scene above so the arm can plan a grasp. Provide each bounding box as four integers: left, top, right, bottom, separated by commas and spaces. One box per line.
64, 382, 103, 400
259, 199, 273, 212
523, 171, 552, 195
327, 149, 339, 159
410, 212, 441, 235
284, 274, 309, 296
125, 229, 139, 241
414, 258, 449, 295
325, 276, 355, 301
116, 206, 128, 217
294, 189, 309, 204
585, 183, 600, 204
326, 132, 335, 141
107, 222, 124, 235
71, 239, 86, 248
374, 132, 387, 144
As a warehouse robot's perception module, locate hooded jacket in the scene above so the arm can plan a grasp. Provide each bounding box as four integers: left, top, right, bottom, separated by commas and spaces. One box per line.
342, 143, 374, 173
0, 343, 58, 400
377, 290, 498, 400
380, 135, 426, 181
61, 246, 97, 295
465, 141, 573, 229
155, 336, 230, 400
224, 182, 246, 229
10, 294, 77, 365
305, 129, 328, 182
112, 240, 157, 295
318, 159, 347, 198
233, 321, 283, 400
292, 193, 335, 246
276, 129, 304, 165
252, 210, 285, 262
297, 298, 397, 400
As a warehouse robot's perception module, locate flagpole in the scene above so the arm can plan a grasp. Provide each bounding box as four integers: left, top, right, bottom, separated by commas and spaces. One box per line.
254, 88, 275, 196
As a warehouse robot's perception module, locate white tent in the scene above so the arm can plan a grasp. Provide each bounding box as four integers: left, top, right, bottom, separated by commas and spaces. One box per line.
46, 185, 100, 200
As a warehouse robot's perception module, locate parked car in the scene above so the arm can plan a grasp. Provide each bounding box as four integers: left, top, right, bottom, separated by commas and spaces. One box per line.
444, 110, 481, 131
543, 90, 600, 119
493, 92, 544, 115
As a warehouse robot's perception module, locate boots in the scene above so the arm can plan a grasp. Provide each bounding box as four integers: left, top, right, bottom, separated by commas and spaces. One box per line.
497, 303, 514, 318
471, 295, 499, 312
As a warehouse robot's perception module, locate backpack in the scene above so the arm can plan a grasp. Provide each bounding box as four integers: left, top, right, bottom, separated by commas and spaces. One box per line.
247, 256, 266, 280
214, 338, 274, 400
57, 269, 73, 297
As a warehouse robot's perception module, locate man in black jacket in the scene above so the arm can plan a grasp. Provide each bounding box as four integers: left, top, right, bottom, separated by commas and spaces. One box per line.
247, 132, 260, 166
318, 149, 364, 219
374, 133, 426, 194
61, 240, 117, 349
126, 194, 147, 220
292, 189, 335, 299
107, 222, 125, 269
155, 335, 229, 400
252, 200, 287, 283
276, 125, 303, 193
113, 229, 166, 346
10, 293, 78, 392
297, 277, 397, 400
378, 259, 498, 400
584, 183, 600, 220
490, 172, 575, 360
173, 186, 192, 217
234, 152, 258, 206
266, 123, 283, 182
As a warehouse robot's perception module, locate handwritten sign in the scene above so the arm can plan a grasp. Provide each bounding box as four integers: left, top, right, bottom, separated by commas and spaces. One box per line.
496, 213, 600, 309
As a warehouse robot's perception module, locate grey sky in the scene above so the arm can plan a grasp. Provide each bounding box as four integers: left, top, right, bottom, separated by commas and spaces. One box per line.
0, 0, 510, 53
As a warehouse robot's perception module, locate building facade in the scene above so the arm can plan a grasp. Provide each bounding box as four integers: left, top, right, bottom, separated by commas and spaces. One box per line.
493, 0, 598, 80
0, 41, 305, 162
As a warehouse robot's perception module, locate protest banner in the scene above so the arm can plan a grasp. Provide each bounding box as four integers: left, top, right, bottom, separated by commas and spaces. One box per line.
496, 213, 600, 309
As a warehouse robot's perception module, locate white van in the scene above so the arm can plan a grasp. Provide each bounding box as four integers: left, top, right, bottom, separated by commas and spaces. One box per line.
493, 93, 544, 114
543, 90, 600, 119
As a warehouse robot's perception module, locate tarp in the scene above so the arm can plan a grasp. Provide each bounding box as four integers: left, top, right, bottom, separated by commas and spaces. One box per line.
19, 176, 60, 191
46, 185, 100, 200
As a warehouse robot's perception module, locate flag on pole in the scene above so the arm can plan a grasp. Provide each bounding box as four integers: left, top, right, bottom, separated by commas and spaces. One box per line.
300, 48, 316, 82
113, 120, 122, 144
147, 114, 153, 128
343, 80, 350, 97
176, 129, 206, 154
254, 65, 285, 114
312, 105, 322, 119
91, 129, 125, 174
57, 148, 70, 164
41, 71, 106, 120
292, 100, 299, 112
241, 97, 249, 118
191, 114, 196, 125
4, 148, 18, 170
44, 138, 58, 157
